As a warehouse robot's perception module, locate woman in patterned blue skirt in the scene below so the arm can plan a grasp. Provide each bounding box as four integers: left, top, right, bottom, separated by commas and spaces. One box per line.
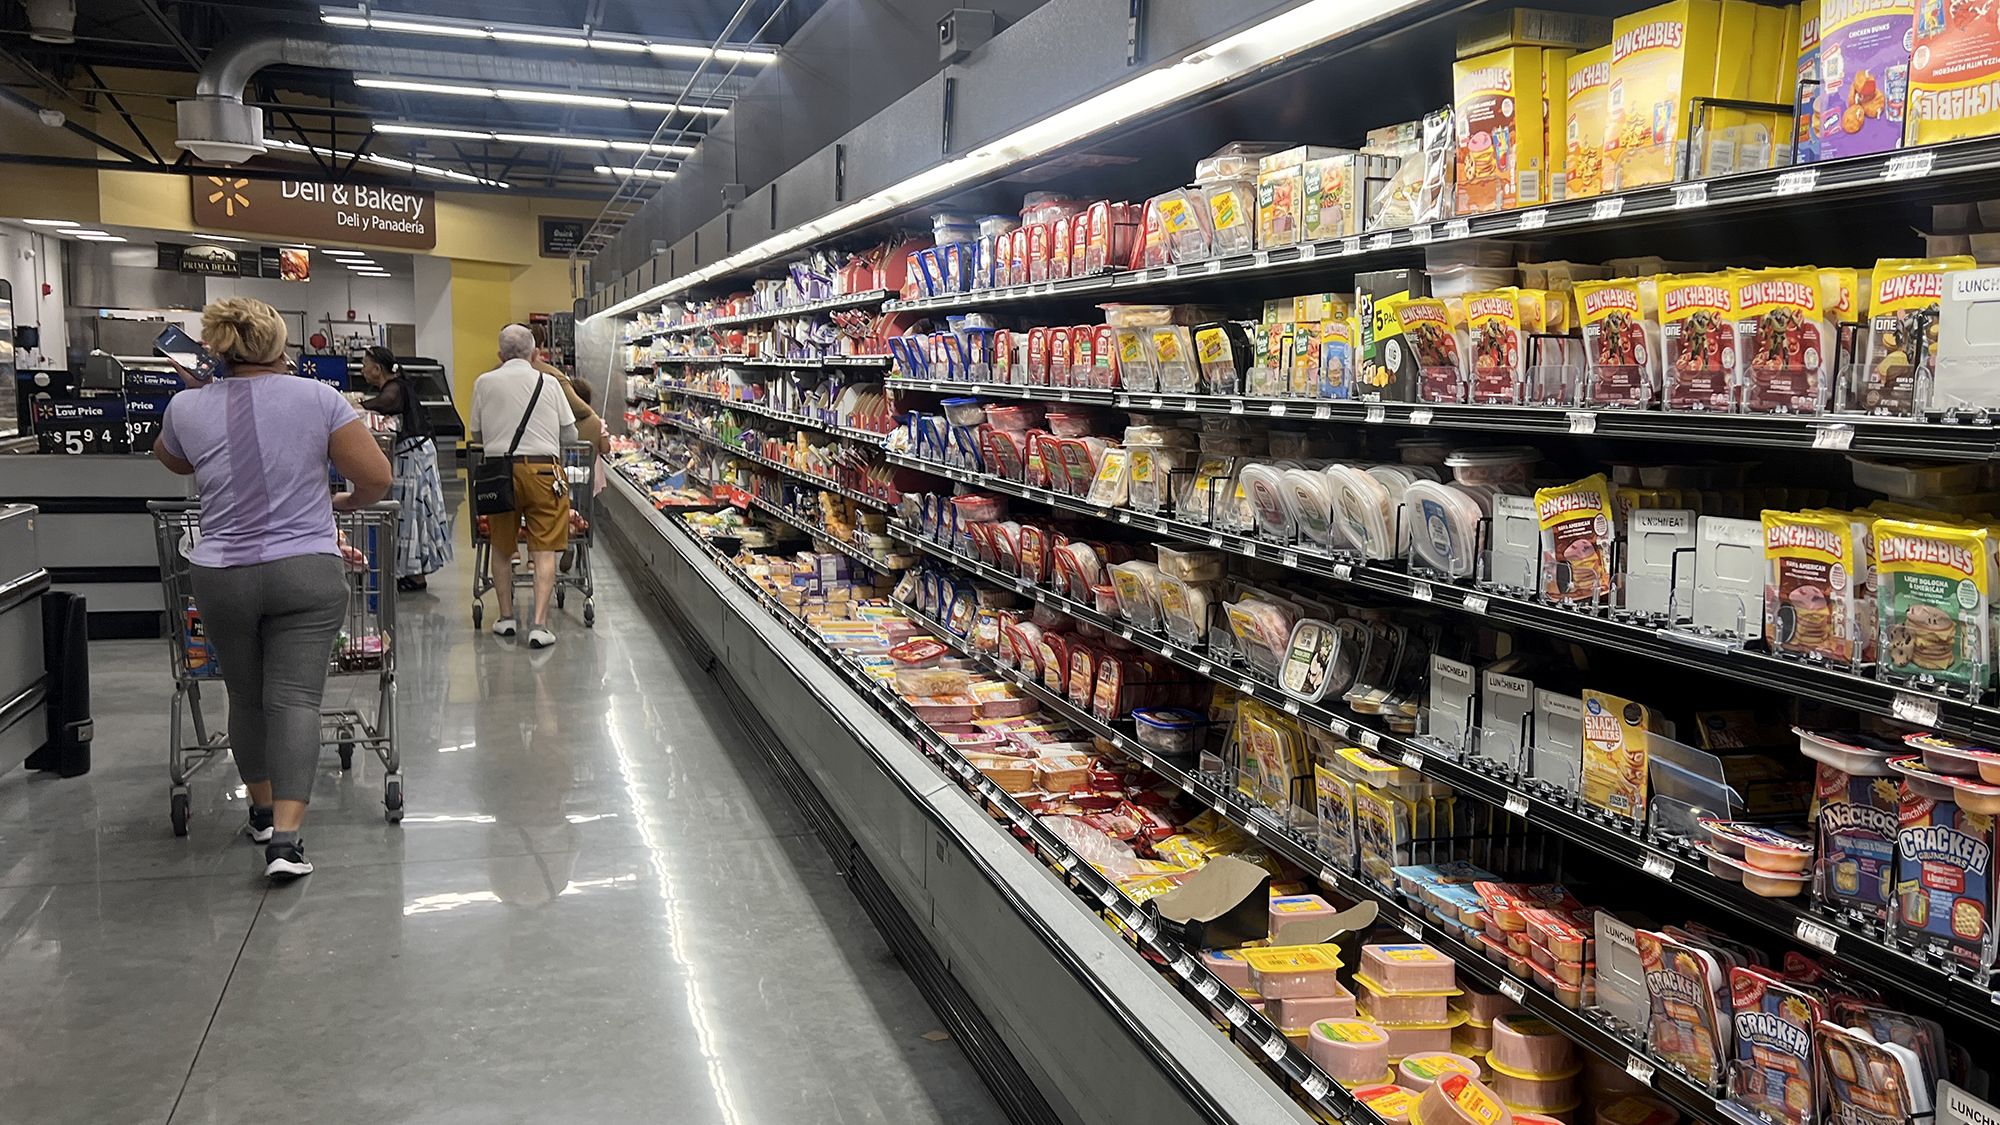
359, 346, 453, 591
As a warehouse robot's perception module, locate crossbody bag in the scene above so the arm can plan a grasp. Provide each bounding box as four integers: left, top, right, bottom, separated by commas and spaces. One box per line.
471, 374, 546, 516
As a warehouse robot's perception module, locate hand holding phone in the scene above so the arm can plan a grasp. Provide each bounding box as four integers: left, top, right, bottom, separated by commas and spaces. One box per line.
155, 325, 221, 384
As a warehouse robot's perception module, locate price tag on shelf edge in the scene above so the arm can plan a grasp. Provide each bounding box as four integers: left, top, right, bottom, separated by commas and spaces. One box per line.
1281, 550, 1301, 568
1268, 401, 1288, 417
1642, 853, 1676, 880
1261, 1034, 1288, 1061
1892, 690, 1943, 728
1410, 223, 1434, 245
1567, 411, 1598, 434
1182, 397, 1199, 412
1794, 916, 1839, 953
1148, 396, 1164, 410
1812, 423, 1855, 450
1365, 404, 1387, 424
1411, 407, 1434, 426
1254, 250, 1270, 268
1883, 150, 1935, 181
1498, 977, 1526, 1002
1412, 580, 1434, 602
1368, 232, 1393, 250
1774, 167, 1818, 196
1340, 238, 1360, 257
1517, 208, 1549, 230
1625, 1055, 1656, 1086
1442, 218, 1471, 242
1282, 699, 1301, 715
1302, 1072, 1332, 1100
1205, 259, 1223, 275
1504, 792, 1530, 818
1591, 196, 1624, 222
1673, 181, 1709, 209
1299, 242, 1319, 261
1463, 593, 1490, 614
1333, 563, 1354, 581
1312, 404, 1332, 420
1398, 914, 1423, 939
1173, 955, 1195, 979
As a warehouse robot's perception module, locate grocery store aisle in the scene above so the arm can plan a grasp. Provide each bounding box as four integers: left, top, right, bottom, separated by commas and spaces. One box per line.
0, 513, 1011, 1125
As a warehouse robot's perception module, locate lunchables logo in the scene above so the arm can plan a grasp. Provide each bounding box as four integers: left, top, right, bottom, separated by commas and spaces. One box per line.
1738, 279, 1818, 311
1402, 301, 1450, 326
1734, 1010, 1813, 1060
1464, 65, 1514, 95
1568, 60, 1610, 98
1878, 272, 1946, 304
1583, 287, 1639, 317
1765, 522, 1845, 560
1612, 20, 1684, 65
1535, 488, 1605, 522
1878, 533, 1978, 576
1468, 295, 1517, 319
1663, 284, 1730, 315
1911, 81, 2000, 127
1900, 825, 1993, 875
1821, 0, 1911, 23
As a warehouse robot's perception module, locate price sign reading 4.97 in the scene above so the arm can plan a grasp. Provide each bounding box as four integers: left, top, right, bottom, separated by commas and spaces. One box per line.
34, 398, 130, 455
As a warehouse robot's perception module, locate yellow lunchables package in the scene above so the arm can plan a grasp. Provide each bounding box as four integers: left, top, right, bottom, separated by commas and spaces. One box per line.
1454, 46, 1550, 213
1467, 288, 1533, 404
1762, 509, 1861, 665
1544, 48, 1575, 200
1659, 272, 1738, 411
1857, 256, 1977, 416
1605, 0, 1724, 190
1580, 688, 1659, 819
1732, 267, 1838, 414
1575, 276, 1663, 407
1565, 46, 1613, 199
1537, 473, 1619, 605
1908, 0, 2000, 145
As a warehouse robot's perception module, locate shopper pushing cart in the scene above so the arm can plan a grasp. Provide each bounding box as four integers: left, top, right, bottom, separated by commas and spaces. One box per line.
469, 441, 598, 631
148, 296, 396, 880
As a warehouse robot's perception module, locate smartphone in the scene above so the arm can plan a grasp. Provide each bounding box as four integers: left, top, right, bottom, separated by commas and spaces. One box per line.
154, 324, 223, 382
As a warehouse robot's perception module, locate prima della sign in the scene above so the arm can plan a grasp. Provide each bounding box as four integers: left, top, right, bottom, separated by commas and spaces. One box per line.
190, 176, 438, 249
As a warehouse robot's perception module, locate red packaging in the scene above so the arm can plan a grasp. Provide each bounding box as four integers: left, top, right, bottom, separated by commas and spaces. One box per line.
1028, 222, 1052, 284
1068, 644, 1098, 710
1082, 200, 1112, 275
1070, 210, 1093, 277
1038, 631, 1071, 695
993, 329, 1016, 384
1018, 524, 1051, 583
889, 637, 949, 666
1026, 327, 1050, 385
1139, 198, 1166, 268
1072, 326, 1100, 387
1048, 326, 1073, 386
1050, 215, 1073, 281
1092, 325, 1120, 387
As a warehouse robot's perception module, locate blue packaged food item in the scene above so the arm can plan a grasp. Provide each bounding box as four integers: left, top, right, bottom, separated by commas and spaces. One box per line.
1894, 775, 1997, 972
1813, 759, 1899, 922
1727, 966, 1821, 1125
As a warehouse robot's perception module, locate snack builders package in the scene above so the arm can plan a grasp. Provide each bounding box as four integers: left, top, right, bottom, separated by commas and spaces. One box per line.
1813, 0, 1914, 160
1636, 928, 1731, 1087
1581, 688, 1657, 820
1762, 510, 1860, 664
1907, 0, 2000, 145
1858, 257, 1975, 415
1466, 288, 1533, 403
1603, 0, 1724, 191
1564, 46, 1612, 200
1896, 785, 1996, 971
1873, 518, 1991, 694
1574, 276, 1661, 407
1453, 46, 1549, 213
1535, 473, 1617, 605
1660, 273, 1739, 411
1734, 269, 1837, 414
1727, 967, 1823, 1125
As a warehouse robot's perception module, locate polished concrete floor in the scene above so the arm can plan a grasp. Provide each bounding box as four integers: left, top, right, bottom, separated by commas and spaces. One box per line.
0, 536, 1011, 1124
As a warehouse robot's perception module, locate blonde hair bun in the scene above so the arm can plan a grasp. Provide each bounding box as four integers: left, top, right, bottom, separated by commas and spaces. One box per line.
201, 297, 288, 366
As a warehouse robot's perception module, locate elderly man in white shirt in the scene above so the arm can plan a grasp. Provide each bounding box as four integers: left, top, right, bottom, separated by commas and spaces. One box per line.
469, 323, 576, 648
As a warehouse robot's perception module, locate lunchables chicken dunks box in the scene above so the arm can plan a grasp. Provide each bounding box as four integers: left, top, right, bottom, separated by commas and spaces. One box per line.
1604, 0, 1723, 190
1454, 47, 1549, 213
1908, 0, 2000, 145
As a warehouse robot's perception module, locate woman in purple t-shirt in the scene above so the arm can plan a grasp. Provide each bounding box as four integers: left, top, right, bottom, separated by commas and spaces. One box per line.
154, 298, 392, 880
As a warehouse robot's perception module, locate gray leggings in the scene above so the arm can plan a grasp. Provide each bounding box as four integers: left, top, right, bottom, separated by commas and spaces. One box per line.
191, 554, 347, 804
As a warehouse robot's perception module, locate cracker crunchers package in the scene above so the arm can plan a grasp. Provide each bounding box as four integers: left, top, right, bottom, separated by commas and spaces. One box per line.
1637, 929, 1730, 1086
1874, 518, 1991, 694
1907, 0, 2000, 145
1576, 276, 1662, 407
1536, 473, 1618, 605
1727, 967, 1824, 1125
1604, 0, 1724, 190
1797, 0, 1823, 163
1896, 784, 1996, 971
1858, 256, 1976, 415
1454, 46, 1549, 213
1733, 267, 1838, 414
1660, 273, 1739, 411
1565, 46, 1613, 199
1814, 0, 1914, 160
1762, 509, 1861, 664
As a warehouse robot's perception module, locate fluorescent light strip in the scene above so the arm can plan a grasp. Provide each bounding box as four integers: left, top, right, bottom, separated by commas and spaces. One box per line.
321, 249, 366, 256
594, 165, 676, 180
356, 77, 728, 119
590, 0, 1406, 319
373, 123, 692, 156
76, 235, 126, 242
319, 6, 776, 65
21, 218, 77, 227
262, 137, 511, 188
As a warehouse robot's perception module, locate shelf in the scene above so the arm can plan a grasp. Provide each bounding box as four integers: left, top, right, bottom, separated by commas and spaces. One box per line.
884, 137, 2000, 317
886, 518, 2000, 1040
622, 289, 892, 338
740, 491, 904, 574
884, 448, 2000, 752
653, 384, 891, 449
885, 379, 2000, 462
654, 414, 894, 512
635, 353, 897, 372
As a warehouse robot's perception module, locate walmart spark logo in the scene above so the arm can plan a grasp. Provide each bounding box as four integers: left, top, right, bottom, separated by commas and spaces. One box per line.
205, 176, 250, 216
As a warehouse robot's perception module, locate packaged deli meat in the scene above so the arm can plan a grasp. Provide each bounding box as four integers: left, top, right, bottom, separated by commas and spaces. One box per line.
1761, 509, 1861, 666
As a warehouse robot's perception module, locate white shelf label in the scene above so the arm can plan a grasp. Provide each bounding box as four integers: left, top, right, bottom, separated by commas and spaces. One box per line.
1268, 401, 1288, 417
1281, 550, 1301, 568
1302, 1072, 1332, 1100
1504, 793, 1530, 817
1182, 397, 1199, 412
1591, 196, 1625, 221
1261, 1033, 1288, 1060
1164, 264, 1181, 279
1207, 534, 1224, 548
1673, 182, 1709, 209
1319, 866, 1341, 887
1442, 218, 1472, 241
1195, 975, 1222, 1001
1774, 168, 1818, 196
1625, 1055, 1656, 1086
1517, 209, 1549, 230
1149, 396, 1165, 410
1333, 563, 1354, 581
1398, 914, 1423, 938
1367, 232, 1393, 250
1411, 408, 1435, 425
1299, 242, 1319, 261
1365, 404, 1387, 423
1884, 150, 1935, 181
1642, 853, 1676, 880
1410, 223, 1434, 245
1244, 817, 1262, 835
1892, 690, 1942, 728
1172, 955, 1195, 979
1119, 626, 1134, 640
1463, 593, 1490, 614
1243, 541, 1258, 558
1498, 977, 1526, 1002
1341, 237, 1361, 256
1254, 250, 1270, 267
1412, 581, 1434, 602
1811, 423, 1855, 450
1239, 676, 1259, 693
1312, 404, 1333, 420
1396, 747, 1418, 768
1197, 661, 1213, 675
1567, 411, 1598, 434
1280, 698, 1302, 716
1794, 916, 1840, 953
1205, 259, 1223, 275
1329, 718, 1351, 737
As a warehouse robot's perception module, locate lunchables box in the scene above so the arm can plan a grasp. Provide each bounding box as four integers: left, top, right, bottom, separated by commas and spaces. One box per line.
1453, 47, 1550, 213
1813, 0, 1913, 161
1907, 0, 2000, 146
1603, 0, 1724, 191
1382, 295, 1469, 404
1564, 47, 1613, 200
1534, 473, 1617, 606
1733, 269, 1836, 415
1466, 288, 1534, 404
1728, 966, 1823, 1125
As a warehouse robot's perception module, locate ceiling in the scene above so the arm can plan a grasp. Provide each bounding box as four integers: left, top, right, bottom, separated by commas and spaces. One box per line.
0, 0, 821, 208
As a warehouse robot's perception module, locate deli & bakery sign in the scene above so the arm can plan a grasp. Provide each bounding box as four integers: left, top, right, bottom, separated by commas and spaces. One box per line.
190, 176, 437, 249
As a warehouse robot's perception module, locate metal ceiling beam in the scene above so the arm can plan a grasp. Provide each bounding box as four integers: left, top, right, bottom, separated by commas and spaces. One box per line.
134, 0, 202, 69
0, 83, 158, 166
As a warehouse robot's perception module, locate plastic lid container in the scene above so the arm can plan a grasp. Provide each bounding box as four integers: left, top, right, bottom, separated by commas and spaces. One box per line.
1245, 944, 1346, 998
1906, 732, 2000, 784
1848, 456, 1984, 499
1307, 1019, 1394, 1083
1285, 467, 1342, 548
1270, 989, 1358, 1030
1415, 1074, 1514, 1125
1405, 481, 1484, 577
1445, 447, 1541, 486
1239, 463, 1296, 540
1355, 973, 1463, 1025
1398, 1052, 1483, 1091
1793, 726, 1902, 775
1487, 1015, 1576, 1076
1328, 465, 1396, 559
1360, 944, 1456, 992
1356, 1084, 1422, 1125
1157, 545, 1225, 582
1132, 707, 1205, 756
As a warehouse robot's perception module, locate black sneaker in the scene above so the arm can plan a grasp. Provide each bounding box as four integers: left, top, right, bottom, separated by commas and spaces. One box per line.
244, 806, 274, 844
264, 840, 314, 880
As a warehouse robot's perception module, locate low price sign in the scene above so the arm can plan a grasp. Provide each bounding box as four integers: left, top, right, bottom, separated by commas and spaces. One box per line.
34, 398, 128, 455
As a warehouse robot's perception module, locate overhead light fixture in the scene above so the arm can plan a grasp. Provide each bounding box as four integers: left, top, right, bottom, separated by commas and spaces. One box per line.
373, 123, 692, 155
322, 248, 366, 257
68, 229, 111, 237
605, 140, 694, 154
356, 77, 728, 119
194, 233, 249, 243
340, 259, 379, 267
320, 6, 777, 65
594, 165, 676, 180
263, 137, 511, 188
372, 123, 489, 140
590, 0, 1405, 319
76, 234, 126, 242
21, 218, 77, 227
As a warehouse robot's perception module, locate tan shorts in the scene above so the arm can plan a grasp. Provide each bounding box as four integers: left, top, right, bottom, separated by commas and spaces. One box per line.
488, 459, 571, 556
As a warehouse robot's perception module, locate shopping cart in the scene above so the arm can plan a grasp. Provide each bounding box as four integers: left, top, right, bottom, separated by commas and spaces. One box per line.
150, 501, 405, 836
467, 441, 597, 629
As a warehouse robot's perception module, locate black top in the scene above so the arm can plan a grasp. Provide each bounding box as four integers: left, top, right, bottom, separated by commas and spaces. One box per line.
361, 374, 432, 443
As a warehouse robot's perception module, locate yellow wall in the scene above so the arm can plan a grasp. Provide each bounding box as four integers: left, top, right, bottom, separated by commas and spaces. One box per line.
449, 260, 514, 421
